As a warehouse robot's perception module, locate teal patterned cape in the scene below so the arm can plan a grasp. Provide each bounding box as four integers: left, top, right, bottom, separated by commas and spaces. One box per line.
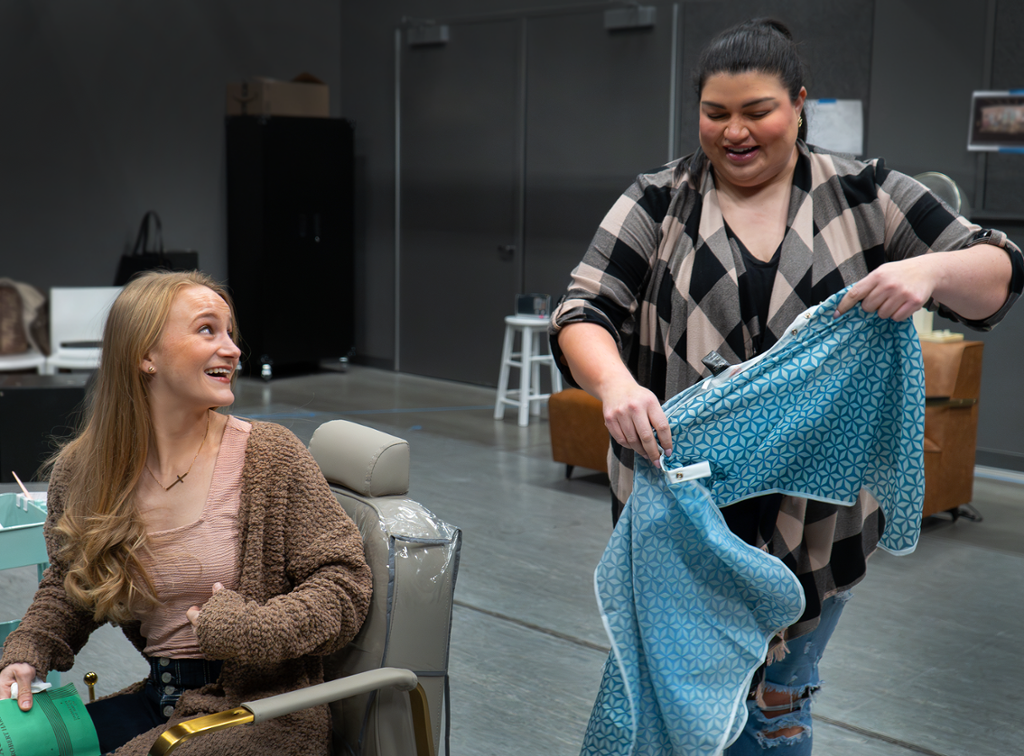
581, 287, 925, 756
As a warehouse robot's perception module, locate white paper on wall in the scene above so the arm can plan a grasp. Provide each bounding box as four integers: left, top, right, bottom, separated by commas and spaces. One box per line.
805, 99, 864, 156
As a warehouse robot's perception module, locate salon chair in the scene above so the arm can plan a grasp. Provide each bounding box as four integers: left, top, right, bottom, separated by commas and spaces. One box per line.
913, 171, 972, 219
147, 419, 461, 756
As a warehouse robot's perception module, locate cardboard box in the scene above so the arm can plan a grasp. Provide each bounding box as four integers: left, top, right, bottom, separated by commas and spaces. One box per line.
226, 72, 329, 118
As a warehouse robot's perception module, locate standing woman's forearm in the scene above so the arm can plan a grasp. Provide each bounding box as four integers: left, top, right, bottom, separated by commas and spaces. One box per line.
836, 244, 1014, 322
928, 244, 1013, 320
558, 323, 638, 401
557, 322, 672, 463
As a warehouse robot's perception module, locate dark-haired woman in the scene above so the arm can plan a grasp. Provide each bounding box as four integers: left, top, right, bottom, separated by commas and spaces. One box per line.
0, 271, 372, 755
552, 18, 1022, 755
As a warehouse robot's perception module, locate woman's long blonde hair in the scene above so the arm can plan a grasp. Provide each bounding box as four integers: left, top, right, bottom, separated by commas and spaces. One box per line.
51, 270, 238, 623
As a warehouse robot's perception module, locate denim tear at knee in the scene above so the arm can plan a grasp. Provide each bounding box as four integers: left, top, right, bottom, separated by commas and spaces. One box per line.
830, 589, 854, 610
750, 683, 818, 748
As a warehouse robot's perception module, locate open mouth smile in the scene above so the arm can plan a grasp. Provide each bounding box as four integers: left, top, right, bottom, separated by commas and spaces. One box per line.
724, 145, 759, 161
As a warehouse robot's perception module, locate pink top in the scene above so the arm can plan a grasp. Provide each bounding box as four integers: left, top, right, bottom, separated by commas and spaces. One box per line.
136, 415, 251, 658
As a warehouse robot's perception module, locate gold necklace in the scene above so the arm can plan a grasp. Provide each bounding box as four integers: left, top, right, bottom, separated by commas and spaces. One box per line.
146, 411, 211, 491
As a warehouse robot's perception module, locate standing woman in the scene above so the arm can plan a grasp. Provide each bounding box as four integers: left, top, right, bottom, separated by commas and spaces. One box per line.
0, 271, 372, 755
551, 19, 1022, 754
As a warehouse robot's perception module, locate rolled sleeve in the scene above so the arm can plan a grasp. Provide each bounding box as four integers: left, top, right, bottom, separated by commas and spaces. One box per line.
930, 230, 1024, 330
878, 164, 1024, 330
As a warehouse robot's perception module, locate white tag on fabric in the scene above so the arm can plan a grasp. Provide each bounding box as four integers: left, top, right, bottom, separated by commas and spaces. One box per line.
662, 460, 712, 484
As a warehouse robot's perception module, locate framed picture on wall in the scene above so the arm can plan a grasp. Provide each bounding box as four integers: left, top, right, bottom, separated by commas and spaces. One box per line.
968, 91, 1024, 153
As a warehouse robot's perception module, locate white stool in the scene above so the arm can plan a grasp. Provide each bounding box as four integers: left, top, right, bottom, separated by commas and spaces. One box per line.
494, 315, 563, 427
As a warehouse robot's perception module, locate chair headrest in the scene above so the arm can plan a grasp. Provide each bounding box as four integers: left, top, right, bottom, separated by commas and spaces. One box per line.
309, 420, 410, 497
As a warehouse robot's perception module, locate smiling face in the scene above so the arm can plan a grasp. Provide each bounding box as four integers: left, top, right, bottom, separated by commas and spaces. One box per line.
698, 70, 805, 194
141, 285, 241, 412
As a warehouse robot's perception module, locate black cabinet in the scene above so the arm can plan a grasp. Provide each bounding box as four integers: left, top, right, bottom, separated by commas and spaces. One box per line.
0, 374, 88, 482
225, 116, 354, 378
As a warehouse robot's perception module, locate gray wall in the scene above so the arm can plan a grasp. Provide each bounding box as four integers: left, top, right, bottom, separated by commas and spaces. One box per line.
866, 0, 1024, 471
678, 0, 875, 157
340, 0, 608, 370
344, 0, 1024, 362
343, 0, 880, 369
4, 1, 1023, 469
342, 0, 1024, 469
0, 1, 342, 288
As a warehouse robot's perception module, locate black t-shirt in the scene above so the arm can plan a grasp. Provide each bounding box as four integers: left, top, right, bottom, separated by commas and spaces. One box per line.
721, 226, 786, 581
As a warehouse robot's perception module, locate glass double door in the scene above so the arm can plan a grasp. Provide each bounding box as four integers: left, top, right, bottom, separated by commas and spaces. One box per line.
398, 9, 675, 384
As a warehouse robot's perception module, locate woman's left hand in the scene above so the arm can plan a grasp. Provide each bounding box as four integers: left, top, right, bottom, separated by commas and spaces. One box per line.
836, 244, 1013, 323
835, 256, 936, 321
186, 582, 224, 628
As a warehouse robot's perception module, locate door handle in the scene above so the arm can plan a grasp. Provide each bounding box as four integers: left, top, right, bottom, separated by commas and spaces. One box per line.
497, 244, 515, 261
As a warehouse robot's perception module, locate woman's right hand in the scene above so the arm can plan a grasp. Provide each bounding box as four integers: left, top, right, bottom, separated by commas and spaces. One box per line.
0, 663, 38, 710
598, 375, 673, 465
557, 322, 673, 465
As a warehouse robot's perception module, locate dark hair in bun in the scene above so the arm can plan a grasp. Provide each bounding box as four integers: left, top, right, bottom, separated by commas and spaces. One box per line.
693, 18, 808, 141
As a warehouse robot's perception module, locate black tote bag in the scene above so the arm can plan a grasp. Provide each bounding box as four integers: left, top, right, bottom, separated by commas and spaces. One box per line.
114, 211, 199, 285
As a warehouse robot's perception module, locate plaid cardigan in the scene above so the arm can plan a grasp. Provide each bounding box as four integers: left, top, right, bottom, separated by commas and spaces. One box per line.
551, 142, 1023, 635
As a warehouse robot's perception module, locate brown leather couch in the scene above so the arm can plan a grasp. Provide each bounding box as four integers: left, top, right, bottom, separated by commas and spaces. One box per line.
548, 388, 608, 477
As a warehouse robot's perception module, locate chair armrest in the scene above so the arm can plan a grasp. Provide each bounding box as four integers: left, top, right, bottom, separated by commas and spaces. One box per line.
148, 668, 433, 756
246, 667, 417, 721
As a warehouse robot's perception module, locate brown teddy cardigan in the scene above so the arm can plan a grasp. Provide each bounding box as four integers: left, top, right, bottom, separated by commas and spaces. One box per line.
0, 421, 373, 755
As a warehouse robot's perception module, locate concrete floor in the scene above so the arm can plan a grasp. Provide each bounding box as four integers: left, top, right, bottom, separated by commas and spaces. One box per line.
3, 365, 1023, 755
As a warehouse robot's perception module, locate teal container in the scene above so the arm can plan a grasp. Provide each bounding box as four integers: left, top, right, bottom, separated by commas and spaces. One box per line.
0, 492, 58, 683
0, 492, 48, 572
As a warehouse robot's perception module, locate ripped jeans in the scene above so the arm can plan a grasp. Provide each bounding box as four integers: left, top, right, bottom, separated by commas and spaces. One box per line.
725, 590, 851, 755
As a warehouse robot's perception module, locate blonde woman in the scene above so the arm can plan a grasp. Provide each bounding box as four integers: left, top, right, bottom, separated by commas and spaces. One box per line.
0, 271, 372, 755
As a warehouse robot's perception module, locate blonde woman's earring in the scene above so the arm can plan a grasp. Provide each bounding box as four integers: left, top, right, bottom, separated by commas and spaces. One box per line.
148, 366, 156, 373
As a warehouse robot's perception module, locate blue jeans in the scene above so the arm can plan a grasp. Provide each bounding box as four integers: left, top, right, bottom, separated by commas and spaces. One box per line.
86, 657, 222, 754
724, 591, 851, 755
